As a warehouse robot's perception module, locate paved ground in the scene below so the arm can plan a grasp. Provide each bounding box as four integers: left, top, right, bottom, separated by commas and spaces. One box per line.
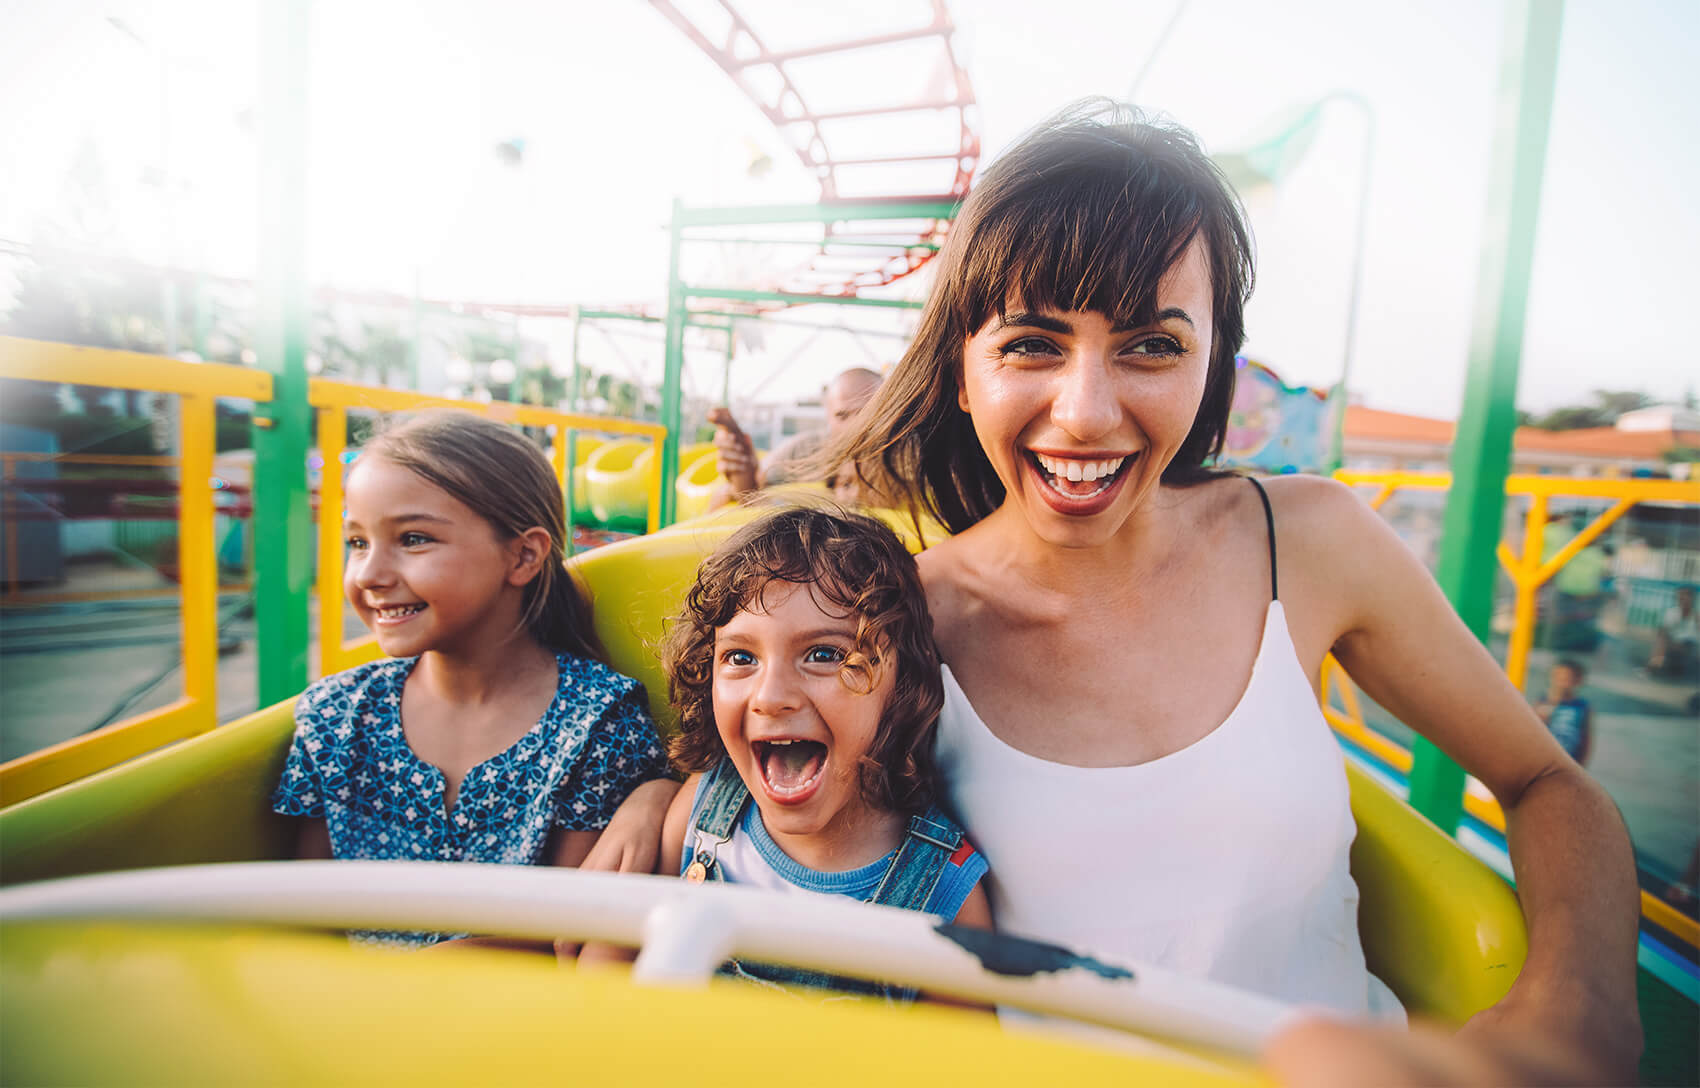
1361, 630, 1699, 882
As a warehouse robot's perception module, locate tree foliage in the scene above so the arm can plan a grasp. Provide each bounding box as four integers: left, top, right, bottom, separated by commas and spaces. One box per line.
1524, 389, 1657, 431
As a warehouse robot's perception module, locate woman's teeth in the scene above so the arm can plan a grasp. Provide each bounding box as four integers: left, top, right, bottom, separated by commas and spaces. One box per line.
1033, 453, 1127, 483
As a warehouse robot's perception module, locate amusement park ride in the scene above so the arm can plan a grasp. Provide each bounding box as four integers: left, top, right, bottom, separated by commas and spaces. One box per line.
0, 1, 1695, 1083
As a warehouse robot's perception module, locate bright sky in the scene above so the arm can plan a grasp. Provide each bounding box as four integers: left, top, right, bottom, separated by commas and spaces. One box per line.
2, 0, 1696, 419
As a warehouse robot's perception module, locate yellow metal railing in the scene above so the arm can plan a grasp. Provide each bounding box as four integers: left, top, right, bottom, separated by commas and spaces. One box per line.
1326, 469, 1700, 949
0, 337, 273, 805
307, 379, 668, 678
0, 341, 668, 804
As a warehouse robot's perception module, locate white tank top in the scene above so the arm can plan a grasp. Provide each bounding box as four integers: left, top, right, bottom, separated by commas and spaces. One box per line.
936, 598, 1399, 1018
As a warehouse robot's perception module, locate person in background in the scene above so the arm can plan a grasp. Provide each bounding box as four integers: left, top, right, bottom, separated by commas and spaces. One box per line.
707, 367, 883, 508
1646, 584, 1698, 678
1534, 658, 1593, 765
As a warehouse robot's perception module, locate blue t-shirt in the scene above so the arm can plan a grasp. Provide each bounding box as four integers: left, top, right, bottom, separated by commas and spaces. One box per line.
679, 775, 988, 921
273, 653, 666, 942
1546, 697, 1591, 762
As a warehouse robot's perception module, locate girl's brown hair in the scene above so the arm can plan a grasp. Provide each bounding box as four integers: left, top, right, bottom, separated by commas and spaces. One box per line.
824, 99, 1255, 534
360, 410, 602, 661
663, 505, 943, 814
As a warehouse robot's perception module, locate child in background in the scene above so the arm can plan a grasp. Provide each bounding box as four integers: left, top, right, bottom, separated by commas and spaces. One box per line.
653, 506, 990, 1000
272, 411, 667, 946
1535, 658, 1593, 766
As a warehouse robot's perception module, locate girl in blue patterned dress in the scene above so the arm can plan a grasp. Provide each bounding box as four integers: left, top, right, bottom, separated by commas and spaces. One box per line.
606, 506, 991, 998
272, 411, 667, 947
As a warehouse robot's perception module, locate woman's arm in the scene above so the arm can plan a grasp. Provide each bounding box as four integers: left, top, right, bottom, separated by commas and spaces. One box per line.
656, 773, 701, 877
576, 778, 681, 874
547, 830, 601, 869
295, 818, 332, 860
1284, 477, 1640, 1081
577, 776, 701, 969
920, 882, 993, 1012
568, 681, 677, 874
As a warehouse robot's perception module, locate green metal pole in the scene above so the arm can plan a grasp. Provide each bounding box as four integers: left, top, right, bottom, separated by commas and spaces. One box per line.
659, 200, 686, 527
1410, 0, 1565, 833
162, 277, 179, 356
722, 327, 734, 407
253, 0, 312, 701
510, 309, 523, 394
564, 305, 581, 557
192, 269, 209, 359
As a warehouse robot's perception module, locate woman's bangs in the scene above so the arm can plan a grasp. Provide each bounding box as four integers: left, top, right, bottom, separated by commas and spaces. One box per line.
955, 177, 1201, 331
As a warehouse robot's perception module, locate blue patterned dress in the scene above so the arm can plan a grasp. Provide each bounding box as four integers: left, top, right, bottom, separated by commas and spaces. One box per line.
272, 652, 667, 945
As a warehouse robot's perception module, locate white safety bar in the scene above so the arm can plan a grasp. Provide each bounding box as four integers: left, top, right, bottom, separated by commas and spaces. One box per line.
0, 861, 1301, 1057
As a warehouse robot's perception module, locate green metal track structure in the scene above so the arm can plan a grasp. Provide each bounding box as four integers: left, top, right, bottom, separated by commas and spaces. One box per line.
657, 199, 950, 525
1410, 0, 1566, 833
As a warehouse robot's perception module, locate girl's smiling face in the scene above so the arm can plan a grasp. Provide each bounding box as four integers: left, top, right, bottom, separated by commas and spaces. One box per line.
958, 239, 1215, 548
711, 579, 899, 866
342, 454, 525, 659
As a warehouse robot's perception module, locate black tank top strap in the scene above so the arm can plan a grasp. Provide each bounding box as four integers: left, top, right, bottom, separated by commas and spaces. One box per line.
1245, 476, 1278, 602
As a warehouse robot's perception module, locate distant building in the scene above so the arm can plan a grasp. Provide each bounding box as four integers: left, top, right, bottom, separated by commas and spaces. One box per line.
1343, 404, 1700, 477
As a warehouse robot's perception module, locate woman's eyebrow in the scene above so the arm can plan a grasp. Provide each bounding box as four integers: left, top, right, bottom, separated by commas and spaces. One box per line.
1111, 307, 1196, 332
994, 311, 1072, 334
996, 308, 1196, 334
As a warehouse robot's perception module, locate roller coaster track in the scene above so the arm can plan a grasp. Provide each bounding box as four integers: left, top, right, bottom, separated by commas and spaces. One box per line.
647, 0, 977, 298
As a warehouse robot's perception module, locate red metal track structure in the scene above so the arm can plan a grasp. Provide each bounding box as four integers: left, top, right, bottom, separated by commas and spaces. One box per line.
647, 0, 978, 296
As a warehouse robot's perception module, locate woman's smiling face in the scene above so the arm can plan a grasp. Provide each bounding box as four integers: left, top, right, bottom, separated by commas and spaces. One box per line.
958, 239, 1215, 548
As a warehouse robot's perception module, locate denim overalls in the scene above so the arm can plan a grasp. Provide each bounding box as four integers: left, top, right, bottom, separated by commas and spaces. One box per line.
683, 757, 968, 1004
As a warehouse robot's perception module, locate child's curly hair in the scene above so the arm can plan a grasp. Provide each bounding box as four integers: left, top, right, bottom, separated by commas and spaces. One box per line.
663, 505, 944, 814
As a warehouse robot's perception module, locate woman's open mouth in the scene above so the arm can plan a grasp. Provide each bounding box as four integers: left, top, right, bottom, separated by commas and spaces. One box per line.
752, 738, 827, 805
1027, 451, 1135, 512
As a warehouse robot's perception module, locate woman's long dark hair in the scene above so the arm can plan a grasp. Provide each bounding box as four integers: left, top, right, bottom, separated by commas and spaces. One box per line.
822, 99, 1255, 534
362, 410, 602, 661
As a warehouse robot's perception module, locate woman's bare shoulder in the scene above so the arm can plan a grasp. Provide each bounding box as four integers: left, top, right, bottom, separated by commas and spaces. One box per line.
916, 533, 974, 625
1255, 473, 1401, 560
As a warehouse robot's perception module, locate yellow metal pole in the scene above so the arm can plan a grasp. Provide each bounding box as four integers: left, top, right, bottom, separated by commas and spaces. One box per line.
1504, 493, 1547, 692
177, 393, 218, 725
646, 436, 664, 534
316, 406, 348, 677
1531, 499, 1634, 584
549, 426, 569, 486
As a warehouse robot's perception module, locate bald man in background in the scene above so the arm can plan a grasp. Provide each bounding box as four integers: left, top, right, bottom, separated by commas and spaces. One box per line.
708, 367, 884, 508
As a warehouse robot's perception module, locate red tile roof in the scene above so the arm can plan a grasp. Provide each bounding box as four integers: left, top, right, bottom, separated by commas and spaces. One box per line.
1344, 405, 1700, 460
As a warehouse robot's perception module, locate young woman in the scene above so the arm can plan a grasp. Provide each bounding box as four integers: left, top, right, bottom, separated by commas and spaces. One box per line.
596, 102, 1641, 1082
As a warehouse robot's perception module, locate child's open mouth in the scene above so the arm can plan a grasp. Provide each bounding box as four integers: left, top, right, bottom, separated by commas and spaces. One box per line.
375, 603, 427, 623
753, 738, 827, 804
